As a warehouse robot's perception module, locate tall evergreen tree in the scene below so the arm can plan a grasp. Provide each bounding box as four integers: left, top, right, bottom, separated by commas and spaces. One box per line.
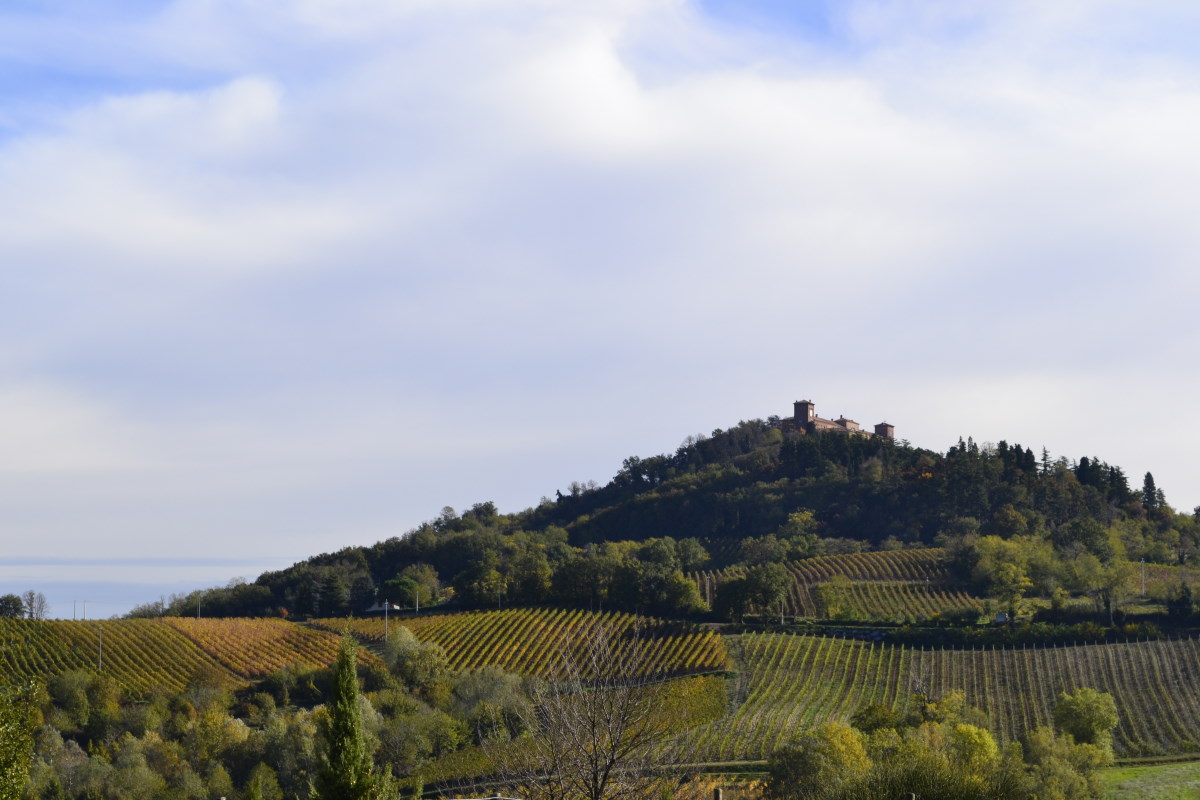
312, 635, 393, 800
1143, 472, 1159, 512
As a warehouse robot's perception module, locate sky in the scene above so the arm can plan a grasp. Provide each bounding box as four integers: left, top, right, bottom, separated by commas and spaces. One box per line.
4, 0, 1200, 617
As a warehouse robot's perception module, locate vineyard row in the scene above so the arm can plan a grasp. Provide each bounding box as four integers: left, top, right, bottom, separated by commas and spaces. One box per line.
689, 632, 1200, 761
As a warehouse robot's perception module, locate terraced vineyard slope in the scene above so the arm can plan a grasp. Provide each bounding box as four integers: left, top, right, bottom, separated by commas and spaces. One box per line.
691, 548, 982, 620
163, 617, 384, 678
0, 618, 238, 695
690, 633, 1200, 761
0, 617, 379, 695
311, 608, 729, 678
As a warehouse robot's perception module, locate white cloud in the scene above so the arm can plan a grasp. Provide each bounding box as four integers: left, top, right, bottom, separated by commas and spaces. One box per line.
76, 77, 284, 158
5, 0, 1200, 610
0, 77, 366, 279
0, 384, 148, 474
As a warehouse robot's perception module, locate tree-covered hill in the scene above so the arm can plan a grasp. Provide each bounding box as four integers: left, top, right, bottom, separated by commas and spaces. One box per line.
130, 418, 1200, 622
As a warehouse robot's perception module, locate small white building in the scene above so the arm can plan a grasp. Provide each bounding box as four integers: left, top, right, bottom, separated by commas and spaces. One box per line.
364, 601, 402, 614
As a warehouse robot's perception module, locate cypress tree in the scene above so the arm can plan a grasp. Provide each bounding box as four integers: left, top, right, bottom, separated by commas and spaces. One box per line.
1143, 472, 1159, 512
312, 635, 393, 800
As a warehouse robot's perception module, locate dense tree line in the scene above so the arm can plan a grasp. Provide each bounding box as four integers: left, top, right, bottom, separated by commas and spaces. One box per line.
132, 533, 709, 620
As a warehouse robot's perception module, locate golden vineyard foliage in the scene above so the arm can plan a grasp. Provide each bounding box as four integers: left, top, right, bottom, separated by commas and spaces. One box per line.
163, 617, 384, 678
0, 617, 379, 695
0, 618, 236, 695
311, 608, 729, 678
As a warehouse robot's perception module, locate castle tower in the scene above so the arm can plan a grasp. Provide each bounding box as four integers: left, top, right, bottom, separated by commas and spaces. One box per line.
874, 422, 894, 439
794, 400, 815, 425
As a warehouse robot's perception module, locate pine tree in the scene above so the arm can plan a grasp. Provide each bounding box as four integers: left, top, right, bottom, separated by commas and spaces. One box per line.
312, 635, 393, 800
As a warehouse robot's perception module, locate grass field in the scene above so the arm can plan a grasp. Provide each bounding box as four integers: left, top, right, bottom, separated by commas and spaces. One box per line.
1100, 760, 1200, 799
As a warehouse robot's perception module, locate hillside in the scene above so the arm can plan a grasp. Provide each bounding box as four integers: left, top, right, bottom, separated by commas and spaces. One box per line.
139, 415, 1200, 624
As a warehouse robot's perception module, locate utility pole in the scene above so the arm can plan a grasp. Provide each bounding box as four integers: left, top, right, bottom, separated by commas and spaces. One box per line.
98, 624, 103, 672
384, 599, 388, 642
1141, 558, 1146, 596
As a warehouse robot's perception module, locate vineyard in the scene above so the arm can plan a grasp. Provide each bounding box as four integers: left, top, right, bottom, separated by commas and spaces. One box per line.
8, 614, 1200, 768
0, 618, 237, 695
696, 538, 749, 568
0, 617, 377, 695
690, 548, 979, 619
163, 617, 383, 678
310, 608, 730, 679
814, 580, 983, 623
689, 632, 1200, 761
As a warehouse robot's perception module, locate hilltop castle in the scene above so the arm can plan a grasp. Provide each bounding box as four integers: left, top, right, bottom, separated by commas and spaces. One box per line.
788, 399, 893, 439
